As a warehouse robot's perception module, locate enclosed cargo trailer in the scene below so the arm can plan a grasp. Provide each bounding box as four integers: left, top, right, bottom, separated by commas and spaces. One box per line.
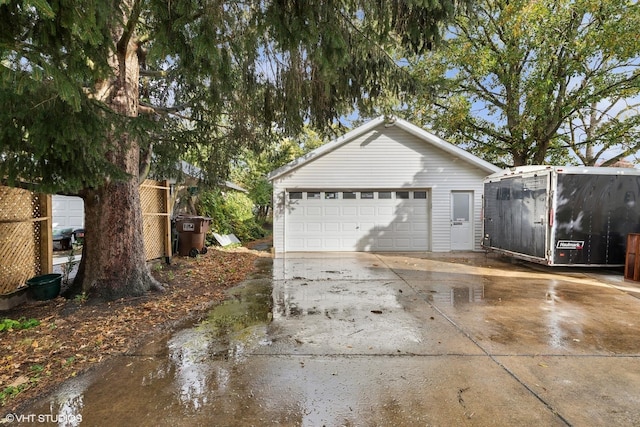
482, 166, 640, 266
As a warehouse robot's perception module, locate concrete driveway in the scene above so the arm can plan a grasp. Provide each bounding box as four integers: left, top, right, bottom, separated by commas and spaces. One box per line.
264, 252, 640, 426
16, 252, 640, 426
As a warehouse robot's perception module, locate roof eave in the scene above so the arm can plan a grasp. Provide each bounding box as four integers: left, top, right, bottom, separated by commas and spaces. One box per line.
267, 116, 387, 181
392, 118, 501, 174
267, 116, 501, 181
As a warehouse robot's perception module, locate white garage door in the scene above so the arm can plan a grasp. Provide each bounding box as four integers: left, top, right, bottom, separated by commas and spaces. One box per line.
52, 195, 84, 229
285, 190, 430, 252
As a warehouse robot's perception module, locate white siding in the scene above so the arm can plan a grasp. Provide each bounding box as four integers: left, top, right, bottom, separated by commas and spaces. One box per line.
271, 124, 491, 254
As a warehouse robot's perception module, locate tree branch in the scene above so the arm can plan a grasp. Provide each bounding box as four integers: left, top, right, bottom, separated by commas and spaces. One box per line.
140, 69, 169, 78
117, 0, 143, 54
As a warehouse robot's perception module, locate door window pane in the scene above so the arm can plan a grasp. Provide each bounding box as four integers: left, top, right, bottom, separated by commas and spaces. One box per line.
307, 192, 321, 199
378, 191, 392, 199
325, 192, 338, 199
343, 192, 357, 199
289, 192, 303, 200
453, 193, 470, 221
396, 191, 410, 199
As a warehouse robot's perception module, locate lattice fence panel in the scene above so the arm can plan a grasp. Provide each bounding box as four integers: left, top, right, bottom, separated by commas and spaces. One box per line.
140, 181, 164, 214
143, 216, 165, 260
0, 187, 45, 294
140, 180, 170, 261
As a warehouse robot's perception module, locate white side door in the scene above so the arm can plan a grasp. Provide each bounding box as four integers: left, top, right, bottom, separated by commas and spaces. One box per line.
450, 191, 473, 250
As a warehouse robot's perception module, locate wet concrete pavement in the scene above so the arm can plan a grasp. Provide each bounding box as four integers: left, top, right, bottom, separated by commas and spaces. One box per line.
12, 252, 640, 426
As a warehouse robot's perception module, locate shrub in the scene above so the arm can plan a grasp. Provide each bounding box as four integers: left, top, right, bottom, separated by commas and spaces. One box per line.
197, 189, 266, 243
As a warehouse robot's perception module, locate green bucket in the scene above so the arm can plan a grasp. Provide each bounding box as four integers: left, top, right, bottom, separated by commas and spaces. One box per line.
26, 274, 62, 301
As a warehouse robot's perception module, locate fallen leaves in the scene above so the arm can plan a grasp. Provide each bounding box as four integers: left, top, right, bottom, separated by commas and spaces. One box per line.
0, 246, 264, 410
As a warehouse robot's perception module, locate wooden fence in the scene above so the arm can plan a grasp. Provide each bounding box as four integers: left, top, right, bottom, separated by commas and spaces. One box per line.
140, 179, 172, 262
0, 180, 172, 295
0, 187, 52, 294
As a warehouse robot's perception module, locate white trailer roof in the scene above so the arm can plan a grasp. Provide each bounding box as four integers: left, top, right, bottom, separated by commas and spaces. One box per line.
486, 165, 640, 181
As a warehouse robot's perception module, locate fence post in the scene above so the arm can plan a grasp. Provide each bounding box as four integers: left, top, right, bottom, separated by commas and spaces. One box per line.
164, 180, 172, 264
39, 194, 53, 274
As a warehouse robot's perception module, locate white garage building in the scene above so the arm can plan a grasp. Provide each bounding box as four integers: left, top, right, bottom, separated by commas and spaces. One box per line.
52, 195, 84, 230
267, 117, 500, 254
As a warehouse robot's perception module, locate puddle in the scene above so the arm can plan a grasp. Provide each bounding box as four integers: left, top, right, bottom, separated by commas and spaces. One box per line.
203, 279, 273, 340
422, 282, 486, 307
161, 279, 273, 412
14, 253, 640, 426
16, 274, 274, 426
165, 278, 274, 364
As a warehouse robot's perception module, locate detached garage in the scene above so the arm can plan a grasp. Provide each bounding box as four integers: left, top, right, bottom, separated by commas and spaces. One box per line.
268, 117, 500, 254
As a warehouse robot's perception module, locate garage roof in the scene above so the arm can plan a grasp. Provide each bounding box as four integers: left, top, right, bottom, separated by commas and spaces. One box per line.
267, 116, 501, 181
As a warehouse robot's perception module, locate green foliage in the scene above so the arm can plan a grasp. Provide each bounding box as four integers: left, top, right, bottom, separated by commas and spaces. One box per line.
231, 126, 330, 221
197, 189, 266, 242
73, 292, 88, 304
0, 317, 40, 332
61, 247, 78, 286
1, 0, 462, 194
0, 0, 130, 192
0, 0, 460, 297
0, 89, 131, 193
30, 364, 44, 373
1, 384, 24, 406
248, 178, 273, 222
405, 0, 640, 167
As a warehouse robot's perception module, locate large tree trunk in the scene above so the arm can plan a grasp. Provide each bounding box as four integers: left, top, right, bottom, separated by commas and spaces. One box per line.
80, 174, 163, 300
75, 1, 163, 300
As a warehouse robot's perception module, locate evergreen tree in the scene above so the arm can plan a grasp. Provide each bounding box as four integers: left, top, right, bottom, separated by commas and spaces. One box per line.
0, 0, 461, 299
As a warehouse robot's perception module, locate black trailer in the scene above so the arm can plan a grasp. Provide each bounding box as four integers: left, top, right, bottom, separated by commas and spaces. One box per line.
482, 166, 640, 266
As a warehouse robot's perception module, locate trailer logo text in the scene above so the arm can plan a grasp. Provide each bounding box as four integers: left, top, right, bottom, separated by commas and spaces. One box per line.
556, 240, 584, 250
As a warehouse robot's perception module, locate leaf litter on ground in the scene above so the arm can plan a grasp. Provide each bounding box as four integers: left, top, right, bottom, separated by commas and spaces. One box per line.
0, 245, 269, 411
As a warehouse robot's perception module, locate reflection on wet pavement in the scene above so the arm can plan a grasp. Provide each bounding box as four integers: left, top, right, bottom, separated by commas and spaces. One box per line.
14, 252, 640, 426
167, 279, 273, 410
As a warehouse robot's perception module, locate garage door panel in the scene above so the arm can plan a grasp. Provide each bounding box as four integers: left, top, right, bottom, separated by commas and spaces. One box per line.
412, 237, 427, 247
306, 206, 322, 216
395, 206, 414, 215
377, 206, 394, 216
395, 238, 411, 247
324, 206, 340, 216
286, 190, 430, 252
305, 239, 322, 249
375, 224, 392, 233
342, 222, 359, 232
395, 222, 411, 232
376, 237, 394, 249
413, 222, 428, 232
343, 206, 358, 216
307, 223, 322, 232
359, 206, 375, 216
288, 238, 304, 249
359, 221, 376, 231
288, 223, 305, 232
323, 238, 342, 250
324, 222, 340, 232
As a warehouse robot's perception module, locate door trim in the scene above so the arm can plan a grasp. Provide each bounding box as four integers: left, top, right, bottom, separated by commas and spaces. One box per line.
450, 191, 474, 251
